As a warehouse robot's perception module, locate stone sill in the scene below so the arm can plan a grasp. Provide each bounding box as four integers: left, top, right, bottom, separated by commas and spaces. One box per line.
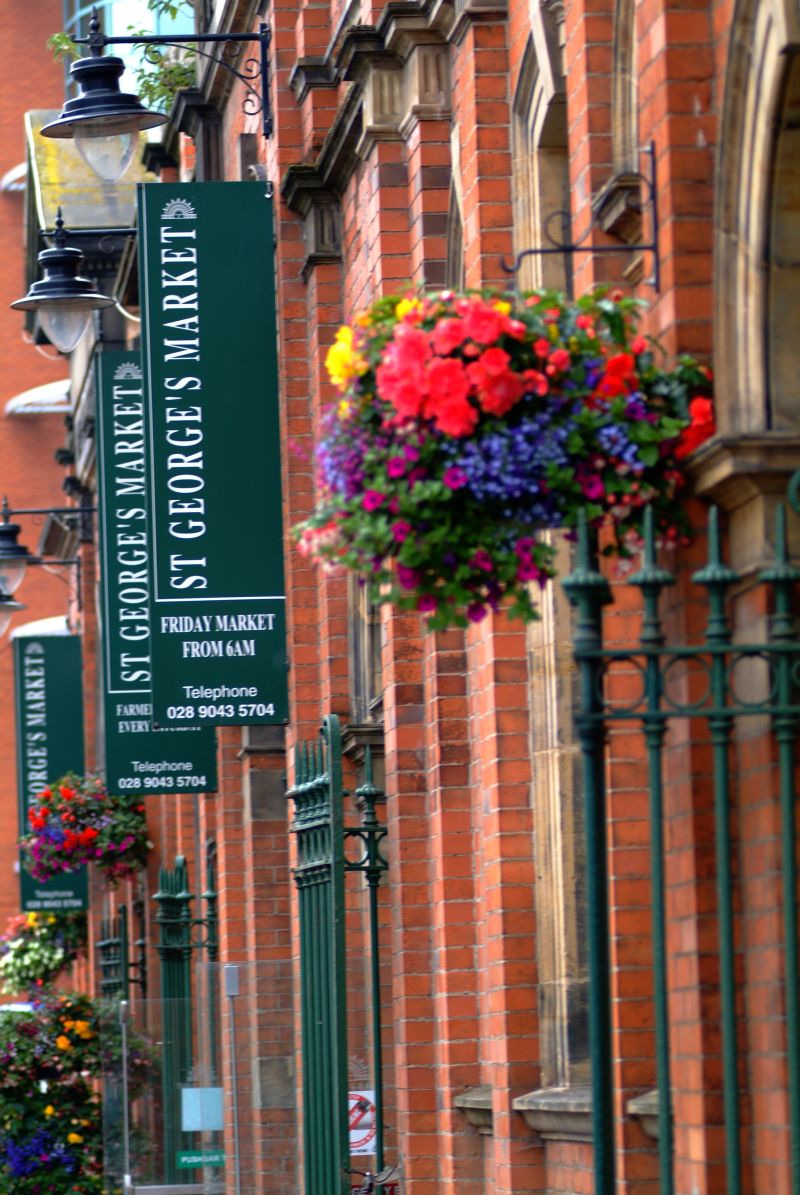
627, 1088, 659, 1140
454, 1084, 493, 1134
513, 1085, 592, 1142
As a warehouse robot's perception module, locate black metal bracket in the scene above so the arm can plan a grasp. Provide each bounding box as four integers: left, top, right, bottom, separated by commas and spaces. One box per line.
73, 16, 273, 139
502, 141, 661, 292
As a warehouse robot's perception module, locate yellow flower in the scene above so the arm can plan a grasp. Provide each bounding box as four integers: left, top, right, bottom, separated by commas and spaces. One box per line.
337, 399, 352, 419
325, 325, 367, 391
56, 1035, 71, 1051
44, 1105, 55, 1118
62, 1020, 75, 1032
26, 913, 38, 928
493, 300, 512, 317
67, 1133, 83, 1144
73, 1020, 94, 1040
395, 297, 421, 320
47, 915, 56, 925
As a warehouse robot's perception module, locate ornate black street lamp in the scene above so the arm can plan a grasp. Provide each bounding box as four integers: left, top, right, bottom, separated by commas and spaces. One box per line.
10, 210, 114, 353
41, 6, 272, 183
0, 497, 96, 635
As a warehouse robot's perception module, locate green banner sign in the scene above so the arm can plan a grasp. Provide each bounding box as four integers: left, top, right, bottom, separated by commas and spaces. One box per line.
96, 350, 218, 794
14, 631, 87, 911
138, 183, 288, 727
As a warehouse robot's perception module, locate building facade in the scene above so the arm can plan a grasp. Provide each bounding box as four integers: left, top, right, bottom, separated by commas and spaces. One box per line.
1, 0, 799, 1194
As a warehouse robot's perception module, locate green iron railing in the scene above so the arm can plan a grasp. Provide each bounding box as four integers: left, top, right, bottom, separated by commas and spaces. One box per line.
98, 905, 130, 1001
564, 503, 800, 1195
288, 715, 389, 1195
98, 902, 148, 1001
153, 850, 220, 1185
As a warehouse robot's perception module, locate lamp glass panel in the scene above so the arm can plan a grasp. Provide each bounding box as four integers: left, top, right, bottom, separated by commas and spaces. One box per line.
0, 602, 22, 636
0, 559, 27, 595
74, 128, 137, 184
37, 306, 92, 354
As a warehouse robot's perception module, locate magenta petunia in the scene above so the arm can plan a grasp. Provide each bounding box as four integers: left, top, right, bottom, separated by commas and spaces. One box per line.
397, 564, 421, 590
362, 489, 386, 511
392, 520, 412, 542
443, 466, 468, 489
387, 457, 406, 478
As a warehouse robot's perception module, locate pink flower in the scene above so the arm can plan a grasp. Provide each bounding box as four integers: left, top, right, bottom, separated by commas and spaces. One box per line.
517, 559, 543, 582
467, 602, 488, 623
392, 520, 412, 542
403, 444, 420, 463
417, 594, 438, 612
362, 490, 385, 511
470, 549, 494, 572
387, 457, 406, 478
397, 564, 421, 590
443, 467, 468, 489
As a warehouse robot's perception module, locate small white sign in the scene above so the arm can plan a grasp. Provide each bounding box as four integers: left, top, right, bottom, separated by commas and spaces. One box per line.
348, 1090, 377, 1156
181, 1086, 224, 1132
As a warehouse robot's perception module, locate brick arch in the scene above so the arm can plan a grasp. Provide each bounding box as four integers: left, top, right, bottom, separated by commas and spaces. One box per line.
714, 0, 800, 433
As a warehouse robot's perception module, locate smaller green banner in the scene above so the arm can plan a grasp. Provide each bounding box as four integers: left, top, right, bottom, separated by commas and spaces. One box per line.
177, 1150, 225, 1169
14, 632, 87, 912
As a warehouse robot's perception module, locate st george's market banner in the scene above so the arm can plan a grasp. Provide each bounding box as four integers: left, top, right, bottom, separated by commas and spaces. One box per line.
137, 183, 288, 728
96, 349, 218, 792
14, 626, 87, 911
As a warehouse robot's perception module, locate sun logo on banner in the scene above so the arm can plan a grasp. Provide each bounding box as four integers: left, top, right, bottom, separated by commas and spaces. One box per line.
161, 199, 197, 220
113, 364, 142, 381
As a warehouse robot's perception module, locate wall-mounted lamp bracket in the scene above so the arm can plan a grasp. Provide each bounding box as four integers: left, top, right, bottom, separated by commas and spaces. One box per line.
501, 141, 661, 293
72, 16, 273, 139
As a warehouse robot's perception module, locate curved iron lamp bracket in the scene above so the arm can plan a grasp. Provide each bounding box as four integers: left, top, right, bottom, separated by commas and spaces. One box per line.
502, 141, 661, 292
73, 21, 273, 139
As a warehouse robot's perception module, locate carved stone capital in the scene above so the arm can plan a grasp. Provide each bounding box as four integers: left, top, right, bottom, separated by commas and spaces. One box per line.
358, 65, 405, 155
288, 57, 339, 104
688, 434, 800, 575
400, 44, 450, 135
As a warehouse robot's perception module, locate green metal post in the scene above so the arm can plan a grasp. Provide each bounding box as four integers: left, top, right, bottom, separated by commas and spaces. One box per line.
692, 507, 741, 1195
761, 506, 800, 1195
629, 506, 675, 1195
155, 855, 195, 1186
563, 512, 614, 1195
349, 747, 389, 1184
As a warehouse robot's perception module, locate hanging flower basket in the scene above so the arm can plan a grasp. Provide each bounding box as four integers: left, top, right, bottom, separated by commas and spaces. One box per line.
20, 775, 152, 887
294, 289, 714, 629
0, 912, 87, 995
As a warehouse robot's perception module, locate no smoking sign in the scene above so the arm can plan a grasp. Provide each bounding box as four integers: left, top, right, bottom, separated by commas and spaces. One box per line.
348, 1090, 377, 1155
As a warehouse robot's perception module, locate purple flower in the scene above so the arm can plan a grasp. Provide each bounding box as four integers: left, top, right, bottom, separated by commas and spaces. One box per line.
362, 490, 385, 511
443, 466, 468, 490
392, 521, 412, 543
467, 602, 488, 623
403, 445, 420, 463
387, 457, 406, 478
417, 594, 437, 612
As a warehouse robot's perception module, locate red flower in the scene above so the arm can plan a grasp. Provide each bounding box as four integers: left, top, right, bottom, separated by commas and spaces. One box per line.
468, 350, 525, 417
424, 357, 477, 436
675, 396, 715, 459
376, 325, 430, 419
460, 298, 504, 345
432, 317, 466, 356
549, 348, 571, 372
594, 352, 638, 399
